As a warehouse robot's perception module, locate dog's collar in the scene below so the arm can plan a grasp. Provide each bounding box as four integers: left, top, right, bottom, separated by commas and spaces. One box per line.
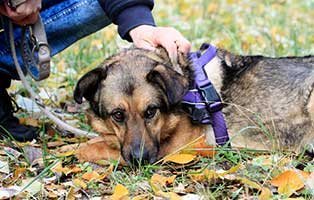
181, 43, 230, 146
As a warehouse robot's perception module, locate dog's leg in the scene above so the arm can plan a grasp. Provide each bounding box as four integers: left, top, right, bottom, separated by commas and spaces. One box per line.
303, 85, 314, 155
75, 137, 126, 165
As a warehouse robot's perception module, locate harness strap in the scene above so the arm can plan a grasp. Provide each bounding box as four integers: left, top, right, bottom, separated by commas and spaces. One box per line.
182, 44, 230, 146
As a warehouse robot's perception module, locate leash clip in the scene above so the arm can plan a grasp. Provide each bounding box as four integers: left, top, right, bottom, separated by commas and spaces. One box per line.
7, 0, 27, 9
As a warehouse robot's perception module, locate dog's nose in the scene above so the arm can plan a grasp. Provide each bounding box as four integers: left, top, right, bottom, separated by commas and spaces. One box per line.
130, 146, 150, 164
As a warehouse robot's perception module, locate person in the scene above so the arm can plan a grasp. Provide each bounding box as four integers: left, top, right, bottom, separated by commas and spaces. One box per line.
0, 0, 191, 142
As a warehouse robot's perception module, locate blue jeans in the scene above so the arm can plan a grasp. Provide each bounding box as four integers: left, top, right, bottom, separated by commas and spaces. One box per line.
0, 0, 111, 80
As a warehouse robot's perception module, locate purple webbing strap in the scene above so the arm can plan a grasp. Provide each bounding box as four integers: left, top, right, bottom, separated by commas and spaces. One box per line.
184, 44, 230, 146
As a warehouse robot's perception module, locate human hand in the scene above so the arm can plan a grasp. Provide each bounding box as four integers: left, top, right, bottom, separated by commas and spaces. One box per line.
129, 25, 191, 64
0, 0, 42, 25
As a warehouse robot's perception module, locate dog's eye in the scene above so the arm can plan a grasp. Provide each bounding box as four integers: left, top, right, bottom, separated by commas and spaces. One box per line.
111, 110, 125, 123
144, 107, 158, 120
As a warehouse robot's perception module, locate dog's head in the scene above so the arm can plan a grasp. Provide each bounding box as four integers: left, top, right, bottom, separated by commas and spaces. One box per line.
74, 48, 191, 165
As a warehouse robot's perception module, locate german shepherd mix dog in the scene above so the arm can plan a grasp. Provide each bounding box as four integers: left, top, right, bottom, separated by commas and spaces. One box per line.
74, 47, 314, 165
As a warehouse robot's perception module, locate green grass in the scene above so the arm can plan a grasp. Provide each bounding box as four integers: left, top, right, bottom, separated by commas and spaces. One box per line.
2, 0, 314, 199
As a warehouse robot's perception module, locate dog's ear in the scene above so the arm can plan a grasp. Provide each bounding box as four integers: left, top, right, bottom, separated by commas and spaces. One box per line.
154, 47, 190, 76
74, 67, 107, 104
147, 64, 189, 105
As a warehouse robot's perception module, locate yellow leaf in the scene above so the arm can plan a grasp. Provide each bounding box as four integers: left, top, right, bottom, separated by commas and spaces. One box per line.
218, 164, 241, 176
82, 171, 100, 181
189, 168, 219, 182
278, 182, 295, 197
50, 161, 64, 173
56, 150, 75, 157
270, 170, 310, 196
110, 184, 129, 200
66, 186, 75, 200
156, 190, 182, 200
151, 174, 176, 187
73, 178, 87, 189
163, 153, 196, 164
259, 187, 273, 200
238, 177, 261, 190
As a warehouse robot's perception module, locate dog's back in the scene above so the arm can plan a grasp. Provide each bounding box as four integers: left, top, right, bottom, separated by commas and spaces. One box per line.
211, 51, 314, 152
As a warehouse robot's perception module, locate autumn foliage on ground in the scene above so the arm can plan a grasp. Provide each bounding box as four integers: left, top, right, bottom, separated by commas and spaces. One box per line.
1, 0, 314, 199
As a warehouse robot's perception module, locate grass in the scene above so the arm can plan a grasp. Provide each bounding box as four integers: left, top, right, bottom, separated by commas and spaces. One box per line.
2, 0, 314, 199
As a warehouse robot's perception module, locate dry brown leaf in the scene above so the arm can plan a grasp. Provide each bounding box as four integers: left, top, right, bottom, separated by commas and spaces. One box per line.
82, 171, 100, 181
19, 117, 40, 127
110, 184, 129, 200
151, 174, 176, 187
270, 170, 310, 196
190, 136, 216, 157
163, 153, 196, 164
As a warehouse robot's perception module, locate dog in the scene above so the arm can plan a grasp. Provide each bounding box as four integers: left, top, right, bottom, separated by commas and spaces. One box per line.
73, 47, 314, 165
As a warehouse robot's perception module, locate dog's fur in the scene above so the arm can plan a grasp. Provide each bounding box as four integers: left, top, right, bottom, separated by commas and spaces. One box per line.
74, 47, 314, 165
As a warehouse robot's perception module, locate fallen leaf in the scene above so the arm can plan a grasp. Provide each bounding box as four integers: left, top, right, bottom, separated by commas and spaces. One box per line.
182, 194, 201, 200
82, 171, 100, 181
258, 187, 273, 200
163, 154, 196, 164
110, 184, 129, 200
73, 178, 87, 189
66, 186, 75, 200
237, 177, 261, 190
305, 172, 314, 191
22, 145, 42, 165
270, 170, 310, 196
0, 186, 20, 199
19, 117, 39, 127
56, 150, 75, 157
151, 174, 176, 187
0, 160, 10, 174
156, 190, 182, 200
3, 147, 21, 157
190, 136, 216, 157
21, 178, 43, 196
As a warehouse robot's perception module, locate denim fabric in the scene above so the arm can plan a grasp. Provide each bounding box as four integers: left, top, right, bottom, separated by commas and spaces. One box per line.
0, 0, 111, 80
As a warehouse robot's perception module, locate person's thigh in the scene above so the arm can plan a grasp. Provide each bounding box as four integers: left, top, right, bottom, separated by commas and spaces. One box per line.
0, 0, 111, 79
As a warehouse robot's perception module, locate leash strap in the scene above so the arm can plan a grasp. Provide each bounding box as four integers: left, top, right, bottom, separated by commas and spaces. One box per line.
182, 44, 230, 146
21, 15, 51, 81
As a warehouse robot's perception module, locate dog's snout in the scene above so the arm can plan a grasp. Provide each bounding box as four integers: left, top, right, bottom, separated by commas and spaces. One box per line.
122, 138, 159, 165
130, 145, 150, 164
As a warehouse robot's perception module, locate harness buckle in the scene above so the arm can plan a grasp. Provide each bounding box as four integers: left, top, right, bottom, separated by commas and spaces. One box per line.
191, 107, 212, 124
198, 84, 221, 105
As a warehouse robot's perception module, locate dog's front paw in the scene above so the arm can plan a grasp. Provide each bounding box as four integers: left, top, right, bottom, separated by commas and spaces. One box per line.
75, 137, 126, 165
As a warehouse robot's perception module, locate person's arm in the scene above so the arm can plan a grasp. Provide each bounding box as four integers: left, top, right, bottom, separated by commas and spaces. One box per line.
98, 0, 191, 61
98, 0, 155, 41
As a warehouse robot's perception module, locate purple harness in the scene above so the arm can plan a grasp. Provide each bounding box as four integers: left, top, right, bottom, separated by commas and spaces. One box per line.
181, 44, 230, 146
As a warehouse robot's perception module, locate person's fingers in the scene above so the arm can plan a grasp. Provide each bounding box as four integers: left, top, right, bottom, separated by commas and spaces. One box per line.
0, 0, 41, 24
158, 38, 178, 65
13, 13, 38, 25
176, 38, 191, 55
135, 40, 156, 51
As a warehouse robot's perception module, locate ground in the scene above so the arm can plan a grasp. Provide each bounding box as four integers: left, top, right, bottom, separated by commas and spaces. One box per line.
1, 0, 314, 199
